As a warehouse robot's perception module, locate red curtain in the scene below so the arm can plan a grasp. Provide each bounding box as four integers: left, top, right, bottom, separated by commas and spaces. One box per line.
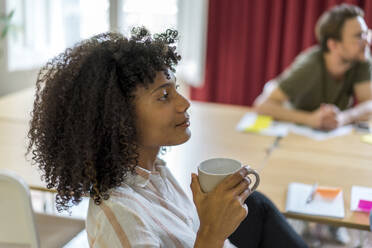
190, 0, 372, 106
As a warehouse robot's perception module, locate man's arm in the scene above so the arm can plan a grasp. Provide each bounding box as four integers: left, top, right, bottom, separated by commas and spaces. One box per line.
338, 81, 372, 125
254, 86, 337, 129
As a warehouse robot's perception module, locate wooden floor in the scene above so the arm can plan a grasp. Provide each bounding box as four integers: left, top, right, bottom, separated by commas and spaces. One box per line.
289, 220, 372, 248
303, 227, 372, 248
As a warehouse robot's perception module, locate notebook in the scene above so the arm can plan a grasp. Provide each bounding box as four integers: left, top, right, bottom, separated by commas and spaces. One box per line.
350, 185, 372, 212
286, 182, 345, 218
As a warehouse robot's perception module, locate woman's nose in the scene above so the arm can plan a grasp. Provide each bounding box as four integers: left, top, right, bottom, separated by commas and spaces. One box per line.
177, 94, 190, 113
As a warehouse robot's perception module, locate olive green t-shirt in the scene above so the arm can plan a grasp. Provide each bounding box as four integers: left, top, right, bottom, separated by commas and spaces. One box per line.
277, 46, 371, 111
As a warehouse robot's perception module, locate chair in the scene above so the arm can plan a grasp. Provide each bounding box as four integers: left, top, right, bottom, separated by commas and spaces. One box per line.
0, 170, 85, 248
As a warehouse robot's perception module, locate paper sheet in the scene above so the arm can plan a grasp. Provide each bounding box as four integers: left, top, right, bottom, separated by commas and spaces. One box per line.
287, 123, 353, 141
361, 134, 372, 145
351, 185, 372, 212
236, 112, 353, 140
236, 113, 288, 137
286, 182, 345, 218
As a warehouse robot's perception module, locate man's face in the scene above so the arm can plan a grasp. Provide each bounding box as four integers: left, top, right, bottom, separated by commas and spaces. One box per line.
337, 16, 371, 62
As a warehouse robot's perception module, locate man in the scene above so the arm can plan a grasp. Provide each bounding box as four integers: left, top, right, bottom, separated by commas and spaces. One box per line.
254, 4, 372, 130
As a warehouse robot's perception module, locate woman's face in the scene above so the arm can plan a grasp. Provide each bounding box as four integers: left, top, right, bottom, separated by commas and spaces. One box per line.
134, 71, 191, 148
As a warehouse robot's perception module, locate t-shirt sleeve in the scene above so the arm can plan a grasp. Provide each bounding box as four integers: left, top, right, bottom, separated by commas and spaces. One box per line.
91, 202, 160, 248
277, 51, 321, 102
352, 61, 371, 85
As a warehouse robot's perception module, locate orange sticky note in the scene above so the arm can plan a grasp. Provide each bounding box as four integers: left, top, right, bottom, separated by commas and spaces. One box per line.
316, 186, 341, 199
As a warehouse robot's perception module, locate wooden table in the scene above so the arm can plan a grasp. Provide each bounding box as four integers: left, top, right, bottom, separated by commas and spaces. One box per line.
0, 87, 34, 122
0, 242, 30, 248
1, 88, 371, 230
0, 88, 50, 192
0, 121, 46, 191
162, 101, 372, 231
161, 101, 276, 195
259, 144, 372, 230
278, 132, 372, 160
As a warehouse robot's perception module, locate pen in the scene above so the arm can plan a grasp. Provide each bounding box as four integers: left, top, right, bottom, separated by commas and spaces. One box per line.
265, 136, 282, 156
257, 136, 283, 172
306, 182, 318, 204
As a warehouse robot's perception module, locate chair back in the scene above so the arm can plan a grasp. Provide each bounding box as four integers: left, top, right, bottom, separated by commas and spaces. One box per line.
0, 170, 40, 248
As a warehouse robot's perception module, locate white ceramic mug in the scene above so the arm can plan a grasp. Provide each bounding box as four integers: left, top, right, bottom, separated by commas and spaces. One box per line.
197, 158, 260, 193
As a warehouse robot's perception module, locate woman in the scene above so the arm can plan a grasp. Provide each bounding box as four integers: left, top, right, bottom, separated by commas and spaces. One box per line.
27, 27, 307, 248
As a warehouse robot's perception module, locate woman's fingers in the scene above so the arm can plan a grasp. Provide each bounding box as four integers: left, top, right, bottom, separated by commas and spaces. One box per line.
231, 176, 251, 195
220, 166, 251, 190
238, 187, 252, 204
190, 173, 203, 203
242, 203, 249, 218
193, 171, 251, 241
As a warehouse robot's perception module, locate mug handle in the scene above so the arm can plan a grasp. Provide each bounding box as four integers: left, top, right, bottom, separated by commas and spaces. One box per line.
245, 167, 260, 192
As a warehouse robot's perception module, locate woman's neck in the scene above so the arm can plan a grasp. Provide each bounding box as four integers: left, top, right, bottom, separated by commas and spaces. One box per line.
136, 146, 160, 171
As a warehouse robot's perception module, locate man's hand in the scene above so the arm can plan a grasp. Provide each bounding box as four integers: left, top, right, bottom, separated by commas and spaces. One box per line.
310, 104, 340, 130
337, 100, 372, 125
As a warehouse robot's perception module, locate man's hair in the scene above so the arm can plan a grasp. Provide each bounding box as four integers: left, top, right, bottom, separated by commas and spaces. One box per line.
315, 4, 364, 52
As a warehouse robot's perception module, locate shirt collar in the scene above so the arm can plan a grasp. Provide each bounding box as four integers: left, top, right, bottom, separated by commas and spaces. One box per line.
125, 158, 167, 188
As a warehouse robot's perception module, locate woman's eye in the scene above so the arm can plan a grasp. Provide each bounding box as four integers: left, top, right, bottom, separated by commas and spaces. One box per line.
159, 89, 169, 101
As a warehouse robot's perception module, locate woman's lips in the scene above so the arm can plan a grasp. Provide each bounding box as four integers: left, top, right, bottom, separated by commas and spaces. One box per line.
176, 119, 190, 127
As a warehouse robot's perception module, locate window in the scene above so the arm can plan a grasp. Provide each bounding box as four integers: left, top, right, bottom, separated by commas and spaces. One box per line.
5, 0, 178, 72
121, 0, 177, 36
6, 0, 109, 71
2, 0, 202, 97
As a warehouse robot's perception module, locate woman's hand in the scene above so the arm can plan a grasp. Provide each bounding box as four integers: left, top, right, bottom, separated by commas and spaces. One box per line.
191, 167, 252, 248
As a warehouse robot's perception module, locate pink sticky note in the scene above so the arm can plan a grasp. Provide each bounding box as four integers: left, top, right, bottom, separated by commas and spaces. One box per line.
357, 199, 372, 212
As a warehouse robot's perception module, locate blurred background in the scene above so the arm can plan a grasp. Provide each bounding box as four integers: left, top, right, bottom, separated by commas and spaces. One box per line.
0, 0, 206, 97
1, 0, 372, 106
0, 1, 372, 247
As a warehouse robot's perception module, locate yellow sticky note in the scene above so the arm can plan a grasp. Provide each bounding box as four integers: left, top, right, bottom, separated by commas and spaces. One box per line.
245, 115, 272, 133
361, 134, 372, 144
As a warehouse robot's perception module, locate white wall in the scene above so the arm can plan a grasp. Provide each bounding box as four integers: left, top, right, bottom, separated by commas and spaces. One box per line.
0, 0, 39, 97
0, 51, 38, 97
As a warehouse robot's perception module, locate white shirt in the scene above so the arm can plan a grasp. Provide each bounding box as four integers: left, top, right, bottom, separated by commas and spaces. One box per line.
86, 159, 236, 248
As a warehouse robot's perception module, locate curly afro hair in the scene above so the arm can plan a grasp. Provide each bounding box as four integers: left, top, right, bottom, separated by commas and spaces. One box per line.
27, 27, 181, 211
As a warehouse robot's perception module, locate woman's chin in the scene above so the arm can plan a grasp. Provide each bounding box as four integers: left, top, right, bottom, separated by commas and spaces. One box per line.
169, 129, 191, 146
